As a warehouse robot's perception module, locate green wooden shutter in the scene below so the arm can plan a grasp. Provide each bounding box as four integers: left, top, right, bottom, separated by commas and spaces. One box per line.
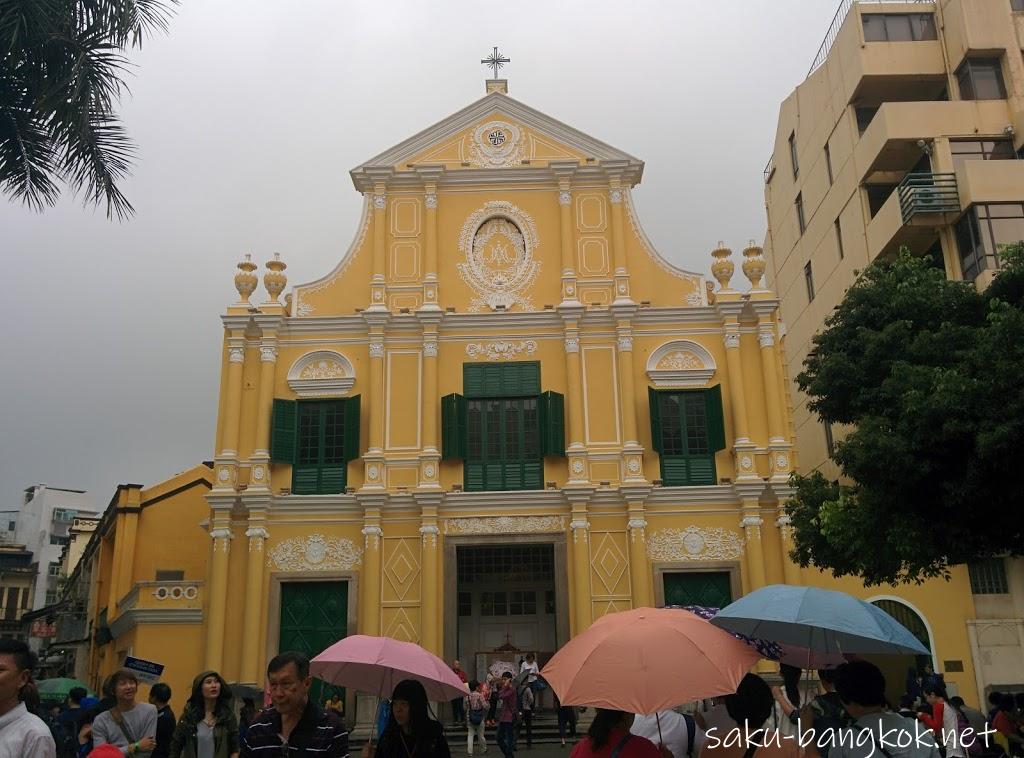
343, 395, 361, 463
270, 399, 298, 463
522, 461, 543, 489
292, 465, 320, 494
705, 384, 726, 451
515, 362, 541, 396
463, 362, 541, 398
688, 456, 716, 485
661, 456, 687, 486
319, 465, 346, 494
648, 387, 663, 454
540, 391, 565, 457
464, 461, 484, 491
441, 393, 467, 460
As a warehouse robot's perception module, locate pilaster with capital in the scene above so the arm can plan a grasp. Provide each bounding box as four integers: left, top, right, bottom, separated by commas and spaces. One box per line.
417, 169, 443, 310
359, 501, 384, 635
217, 332, 247, 490
552, 163, 580, 305
608, 178, 632, 304
240, 506, 269, 683
249, 322, 281, 489
363, 313, 388, 490
775, 512, 802, 585
560, 312, 588, 483
566, 491, 594, 634
417, 496, 442, 654
369, 179, 389, 310
204, 509, 233, 670
739, 499, 767, 591
613, 310, 646, 482
418, 313, 442, 489
625, 489, 653, 607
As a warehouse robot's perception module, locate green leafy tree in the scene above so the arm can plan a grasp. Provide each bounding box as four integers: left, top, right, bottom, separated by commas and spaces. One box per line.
787, 244, 1024, 585
1, 0, 176, 218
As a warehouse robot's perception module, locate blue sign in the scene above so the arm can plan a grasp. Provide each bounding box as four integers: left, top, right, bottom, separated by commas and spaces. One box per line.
124, 656, 165, 685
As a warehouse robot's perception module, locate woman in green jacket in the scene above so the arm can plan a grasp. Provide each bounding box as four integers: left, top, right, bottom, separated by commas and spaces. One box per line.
169, 670, 239, 758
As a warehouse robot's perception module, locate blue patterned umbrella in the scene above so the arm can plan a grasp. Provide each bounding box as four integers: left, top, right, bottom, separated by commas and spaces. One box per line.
665, 605, 784, 660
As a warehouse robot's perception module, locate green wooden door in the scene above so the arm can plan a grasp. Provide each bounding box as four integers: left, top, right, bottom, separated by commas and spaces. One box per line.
663, 571, 732, 609
279, 582, 348, 707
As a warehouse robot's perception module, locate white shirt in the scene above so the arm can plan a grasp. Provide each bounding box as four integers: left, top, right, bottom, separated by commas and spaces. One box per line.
520, 659, 539, 683
632, 711, 705, 758
831, 711, 941, 758
0, 702, 56, 758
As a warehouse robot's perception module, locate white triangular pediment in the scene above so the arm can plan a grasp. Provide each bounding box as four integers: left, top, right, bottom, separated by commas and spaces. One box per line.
350, 92, 642, 190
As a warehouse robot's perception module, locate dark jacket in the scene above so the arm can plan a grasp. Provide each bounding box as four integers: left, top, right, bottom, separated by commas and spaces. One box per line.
153, 705, 176, 758
240, 700, 348, 758
375, 720, 450, 758
169, 702, 239, 758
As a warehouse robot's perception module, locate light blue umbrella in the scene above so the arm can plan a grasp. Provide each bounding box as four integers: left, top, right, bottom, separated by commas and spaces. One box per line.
710, 584, 929, 656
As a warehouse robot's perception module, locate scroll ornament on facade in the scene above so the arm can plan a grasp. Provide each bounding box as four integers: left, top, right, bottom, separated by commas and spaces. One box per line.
646, 526, 745, 561
267, 534, 363, 571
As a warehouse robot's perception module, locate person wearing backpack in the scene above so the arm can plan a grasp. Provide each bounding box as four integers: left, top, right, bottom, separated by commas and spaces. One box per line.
466, 680, 488, 756
775, 668, 850, 758
632, 709, 704, 758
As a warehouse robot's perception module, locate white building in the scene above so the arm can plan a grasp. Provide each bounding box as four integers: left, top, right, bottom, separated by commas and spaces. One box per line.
16, 486, 98, 611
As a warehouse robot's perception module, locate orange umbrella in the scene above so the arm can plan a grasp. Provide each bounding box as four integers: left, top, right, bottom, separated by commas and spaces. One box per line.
540, 606, 760, 714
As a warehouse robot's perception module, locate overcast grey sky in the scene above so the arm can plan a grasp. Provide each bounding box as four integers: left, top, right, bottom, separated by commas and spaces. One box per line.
0, 0, 838, 511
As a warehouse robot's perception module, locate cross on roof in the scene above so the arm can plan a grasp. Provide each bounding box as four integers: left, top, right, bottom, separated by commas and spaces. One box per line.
481, 46, 510, 79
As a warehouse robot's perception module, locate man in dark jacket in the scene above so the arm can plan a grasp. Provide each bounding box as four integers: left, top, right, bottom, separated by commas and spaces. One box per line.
240, 651, 348, 758
148, 683, 175, 758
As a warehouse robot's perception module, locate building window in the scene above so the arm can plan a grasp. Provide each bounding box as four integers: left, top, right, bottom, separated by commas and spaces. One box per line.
154, 570, 184, 582
457, 592, 472, 617
969, 558, 1009, 594
269, 396, 361, 495
950, 139, 1016, 171
956, 58, 1007, 101
52, 509, 76, 522
955, 202, 1024, 281
866, 183, 898, 218
824, 422, 836, 458
862, 14, 937, 42
788, 132, 799, 178
442, 363, 564, 492
824, 143, 834, 185
47, 562, 61, 577
48, 535, 68, 546
796, 193, 806, 234
834, 219, 845, 260
1013, 0, 1024, 11
804, 262, 816, 302
648, 387, 726, 486
544, 590, 555, 615
481, 591, 508, 616
508, 590, 537, 616
45, 591, 59, 606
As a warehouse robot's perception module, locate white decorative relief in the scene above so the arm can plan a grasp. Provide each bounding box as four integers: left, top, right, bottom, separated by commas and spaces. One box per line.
268, 533, 363, 571
740, 515, 764, 540
558, 191, 572, 206
469, 121, 527, 168
369, 341, 385, 358
260, 346, 278, 363
569, 518, 590, 544
425, 194, 437, 209
287, 351, 355, 398
362, 525, 383, 549
617, 335, 633, 352
609, 189, 623, 204
646, 526, 745, 562
444, 516, 565, 535
723, 332, 741, 350
646, 340, 717, 387
419, 524, 439, 547
564, 337, 579, 353
373, 194, 387, 209
758, 330, 776, 348
465, 340, 537, 361
228, 348, 245, 364
423, 341, 438, 358
457, 202, 540, 311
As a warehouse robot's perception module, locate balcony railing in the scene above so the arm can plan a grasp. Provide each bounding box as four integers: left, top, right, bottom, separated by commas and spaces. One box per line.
808, 0, 932, 76
898, 172, 959, 223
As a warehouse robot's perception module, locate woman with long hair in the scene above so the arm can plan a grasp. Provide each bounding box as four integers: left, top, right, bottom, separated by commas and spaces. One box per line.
92, 669, 158, 756
168, 670, 239, 758
701, 673, 798, 758
360, 679, 450, 758
570, 708, 662, 757
918, 682, 965, 758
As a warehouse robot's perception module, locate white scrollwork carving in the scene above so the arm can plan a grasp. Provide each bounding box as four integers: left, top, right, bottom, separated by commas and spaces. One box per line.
423, 464, 435, 478
627, 518, 648, 531
217, 467, 230, 482
444, 516, 565, 535
267, 533, 363, 571
362, 525, 383, 550
423, 341, 438, 358
627, 458, 641, 473
260, 346, 278, 363
740, 515, 764, 540
617, 335, 633, 352
369, 342, 385, 359
571, 459, 585, 475
564, 337, 579, 353
251, 466, 265, 481
646, 526, 745, 562
228, 348, 245, 364
569, 518, 590, 544
367, 465, 380, 481
373, 291, 383, 301
209, 527, 232, 553
774, 454, 788, 469
246, 526, 268, 552
740, 456, 753, 471
457, 202, 540, 311
373, 194, 386, 210
628, 517, 648, 543
723, 332, 741, 349
685, 292, 704, 307
658, 351, 703, 370
419, 524, 439, 548
425, 193, 437, 209
469, 121, 526, 168
287, 351, 355, 398
647, 340, 717, 387
609, 189, 623, 204
758, 331, 776, 348
776, 514, 793, 541
465, 340, 537, 361
558, 190, 571, 206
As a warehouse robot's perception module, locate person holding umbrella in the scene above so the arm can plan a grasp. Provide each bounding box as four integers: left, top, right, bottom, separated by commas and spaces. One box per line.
701, 674, 798, 758
571, 709, 665, 758
360, 679, 450, 758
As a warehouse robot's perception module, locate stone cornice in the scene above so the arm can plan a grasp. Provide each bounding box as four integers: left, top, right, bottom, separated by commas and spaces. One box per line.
109, 608, 203, 639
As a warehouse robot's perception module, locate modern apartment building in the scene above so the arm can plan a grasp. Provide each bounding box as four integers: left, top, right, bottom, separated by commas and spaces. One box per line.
16, 485, 98, 611
763, 0, 1024, 704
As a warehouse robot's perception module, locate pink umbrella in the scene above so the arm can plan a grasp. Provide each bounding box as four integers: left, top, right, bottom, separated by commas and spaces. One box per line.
310, 635, 468, 701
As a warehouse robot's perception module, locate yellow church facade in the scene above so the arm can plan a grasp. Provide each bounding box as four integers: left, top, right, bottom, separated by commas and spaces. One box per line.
80, 81, 990, 714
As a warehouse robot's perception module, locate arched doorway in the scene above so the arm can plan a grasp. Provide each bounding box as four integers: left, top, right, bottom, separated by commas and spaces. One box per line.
868, 596, 937, 705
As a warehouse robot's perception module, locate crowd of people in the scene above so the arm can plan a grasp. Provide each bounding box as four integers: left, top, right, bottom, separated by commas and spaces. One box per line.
5, 633, 1024, 758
